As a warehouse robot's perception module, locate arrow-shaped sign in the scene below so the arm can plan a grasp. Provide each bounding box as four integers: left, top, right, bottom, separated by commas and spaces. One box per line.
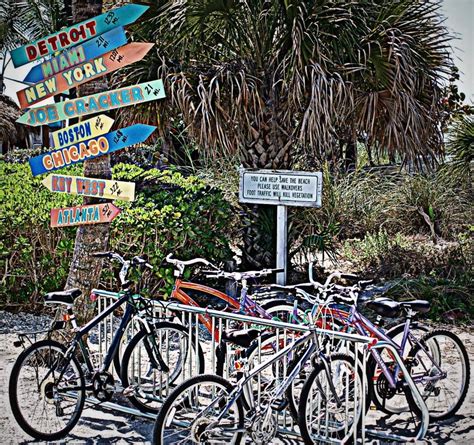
24, 26, 128, 84
17, 79, 165, 127
11, 4, 148, 67
42, 174, 136, 201
50, 203, 121, 228
29, 124, 156, 176
51, 115, 114, 148
17, 43, 154, 109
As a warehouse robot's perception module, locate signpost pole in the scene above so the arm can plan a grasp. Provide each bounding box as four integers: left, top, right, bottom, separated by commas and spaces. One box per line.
276, 205, 288, 285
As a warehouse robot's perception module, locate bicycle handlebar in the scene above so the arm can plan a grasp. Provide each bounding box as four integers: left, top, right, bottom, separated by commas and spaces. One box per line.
203, 267, 284, 281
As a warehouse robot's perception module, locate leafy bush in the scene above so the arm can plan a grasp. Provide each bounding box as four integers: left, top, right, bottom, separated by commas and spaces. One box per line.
0, 160, 235, 306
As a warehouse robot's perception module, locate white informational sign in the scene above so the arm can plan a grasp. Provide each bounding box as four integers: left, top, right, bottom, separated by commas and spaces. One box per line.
239, 169, 322, 207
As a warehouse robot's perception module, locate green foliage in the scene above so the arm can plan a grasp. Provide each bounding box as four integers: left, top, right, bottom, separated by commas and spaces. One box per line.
0, 161, 234, 305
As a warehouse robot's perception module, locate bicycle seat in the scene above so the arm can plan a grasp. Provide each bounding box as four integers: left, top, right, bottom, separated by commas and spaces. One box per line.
365, 297, 401, 318
44, 288, 82, 306
399, 299, 431, 313
221, 328, 260, 348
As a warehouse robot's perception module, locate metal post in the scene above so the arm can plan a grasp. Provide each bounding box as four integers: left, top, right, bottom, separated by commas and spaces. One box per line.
276, 205, 287, 285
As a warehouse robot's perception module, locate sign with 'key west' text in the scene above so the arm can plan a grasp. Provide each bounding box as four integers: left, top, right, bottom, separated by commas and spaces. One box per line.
51, 115, 114, 148
10, 4, 148, 67
50, 203, 121, 228
24, 26, 128, 84
17, 80, 165, 126
239, 169, 323, 207
29, 124, 156, 176
17, 43, 154, 109
42, 174, 135, 202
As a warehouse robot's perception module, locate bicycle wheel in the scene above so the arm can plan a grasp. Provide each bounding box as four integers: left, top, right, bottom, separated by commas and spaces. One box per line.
121, 321, 204, 413
261, 299, 307, 324
153, 374, 245, 444
368, 322, 430, 415
9, 339, 85, 441
299, 353, 364, 444
406, 329, 470, 421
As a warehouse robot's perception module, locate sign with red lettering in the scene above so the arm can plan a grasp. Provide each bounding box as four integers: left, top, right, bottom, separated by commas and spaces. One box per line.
17, 43, 154, 109
42, 174, 135, 201
50, 203, 121, 228
17, 80, 165, 127
10, 4, 148, 67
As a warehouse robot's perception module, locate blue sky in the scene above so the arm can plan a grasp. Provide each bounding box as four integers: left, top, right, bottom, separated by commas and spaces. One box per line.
3, 0, 473, 106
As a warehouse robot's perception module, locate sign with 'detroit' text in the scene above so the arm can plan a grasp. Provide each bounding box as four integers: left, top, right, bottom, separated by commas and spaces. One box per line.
239, 169, 322, 207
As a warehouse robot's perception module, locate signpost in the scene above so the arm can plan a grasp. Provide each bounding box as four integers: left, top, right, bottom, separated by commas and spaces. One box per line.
51, 115, 114, 148
42, 174, 136, 201
239, 169, 323, 284
17, 43, 154, 109
50, 203, 121, 228
17, 79, 166, 126
23, 26, 128, 83
10, 3, 148, 67
29, 124, 156, 176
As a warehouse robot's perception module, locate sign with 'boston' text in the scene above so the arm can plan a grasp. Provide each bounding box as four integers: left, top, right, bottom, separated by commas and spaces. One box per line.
29, 124, 156, 176
42, 174, 135, 202
17, 43, 154, 109
24, 26, 128, 84
10, 4, 148, 67
17, 80, 165, 126
239, 169, 322, 207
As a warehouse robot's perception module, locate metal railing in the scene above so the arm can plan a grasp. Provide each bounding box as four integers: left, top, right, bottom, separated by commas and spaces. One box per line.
92, 292, 429, 443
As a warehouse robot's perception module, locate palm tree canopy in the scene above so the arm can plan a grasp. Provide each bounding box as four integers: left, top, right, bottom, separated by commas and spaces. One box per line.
0, 93, 25, 144
115, 0, 453, 168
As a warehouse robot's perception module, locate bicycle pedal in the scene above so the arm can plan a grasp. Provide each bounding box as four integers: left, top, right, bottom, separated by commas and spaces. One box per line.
270, 399, 288, 412
122, 385, 137, 397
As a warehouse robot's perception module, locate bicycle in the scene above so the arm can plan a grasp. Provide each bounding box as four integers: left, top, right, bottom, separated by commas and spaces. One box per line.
8, 251, 202, 440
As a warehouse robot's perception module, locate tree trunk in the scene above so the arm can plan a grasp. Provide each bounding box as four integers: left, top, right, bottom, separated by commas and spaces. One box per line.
65, 0, 110, 324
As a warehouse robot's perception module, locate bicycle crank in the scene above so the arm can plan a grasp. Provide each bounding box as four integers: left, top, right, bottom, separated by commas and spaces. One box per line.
92, 371, 115, 402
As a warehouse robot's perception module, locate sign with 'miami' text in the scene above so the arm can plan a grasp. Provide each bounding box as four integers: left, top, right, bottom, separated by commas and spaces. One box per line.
239, 169, 322, 207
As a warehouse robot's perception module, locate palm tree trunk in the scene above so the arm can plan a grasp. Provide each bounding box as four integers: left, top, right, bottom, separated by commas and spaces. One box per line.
65, 0, 110, 324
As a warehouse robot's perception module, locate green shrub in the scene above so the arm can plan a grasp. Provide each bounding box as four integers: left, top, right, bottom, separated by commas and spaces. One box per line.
0, 161, 235, 306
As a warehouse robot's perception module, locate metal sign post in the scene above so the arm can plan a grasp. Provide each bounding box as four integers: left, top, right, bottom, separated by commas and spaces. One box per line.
239, 169, 323, 284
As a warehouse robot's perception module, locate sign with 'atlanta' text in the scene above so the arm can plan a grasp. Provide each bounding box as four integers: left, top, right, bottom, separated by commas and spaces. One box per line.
17, 43, 154, 109
50, 203, 121, 228
17, 80, 165, 126
51, 115, 114, 148
10, 4, 148, 67
42, 174, 135, 202
24, 26, 128, 84
239, 169, 323, 207
29, 124, 156, 176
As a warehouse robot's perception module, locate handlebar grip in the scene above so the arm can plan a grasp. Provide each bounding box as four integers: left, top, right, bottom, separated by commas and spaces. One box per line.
341, 273, 360, 281
92, 252, 111, 258
273, 268, 285, 273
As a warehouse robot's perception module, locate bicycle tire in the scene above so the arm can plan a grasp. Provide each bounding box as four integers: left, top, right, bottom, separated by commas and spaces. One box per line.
298, 353, 364, 444
153, 373, 245, 444
9, 339, 85, 440
120, 321, 205, 413
260, 299, 306, 324
405, 329, 470, 421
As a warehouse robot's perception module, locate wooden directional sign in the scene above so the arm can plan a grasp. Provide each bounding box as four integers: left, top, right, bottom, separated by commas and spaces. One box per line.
42, 174, 136, 202
17, 79, 165, 127
51, 115, 114, 148
51, 203, 121, 228
17, 43, 154, 109
24, 26, 128, 84
29, 124, 156, 176
239, 169, 323, 207
11, 4, 148, 67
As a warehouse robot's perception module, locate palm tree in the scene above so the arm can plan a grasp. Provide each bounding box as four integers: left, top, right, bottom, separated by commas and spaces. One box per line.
113, 0, 452, 267
0, 93, 27, 151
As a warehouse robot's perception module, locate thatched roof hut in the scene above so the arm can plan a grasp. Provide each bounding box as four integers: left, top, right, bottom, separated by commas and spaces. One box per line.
0, 93, 27, 151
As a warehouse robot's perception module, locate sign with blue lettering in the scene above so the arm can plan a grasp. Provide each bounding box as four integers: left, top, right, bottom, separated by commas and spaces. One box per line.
29, 124, 156, 176
24, 27, 128, 84
17, 79, 165, 127
10, 4, 148, 67
51, 115, 114, 148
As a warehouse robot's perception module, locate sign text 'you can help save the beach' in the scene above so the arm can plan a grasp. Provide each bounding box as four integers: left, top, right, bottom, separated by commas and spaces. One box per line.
10, 4, 148, 67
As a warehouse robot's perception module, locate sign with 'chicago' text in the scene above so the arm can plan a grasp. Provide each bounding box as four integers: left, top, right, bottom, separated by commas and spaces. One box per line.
239, 169, 322, 207
17, 80, 165, 126
10, 4, 148, 67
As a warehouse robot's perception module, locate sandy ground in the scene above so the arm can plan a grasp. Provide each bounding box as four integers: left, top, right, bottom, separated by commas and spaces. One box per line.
0, 312, 472, 444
